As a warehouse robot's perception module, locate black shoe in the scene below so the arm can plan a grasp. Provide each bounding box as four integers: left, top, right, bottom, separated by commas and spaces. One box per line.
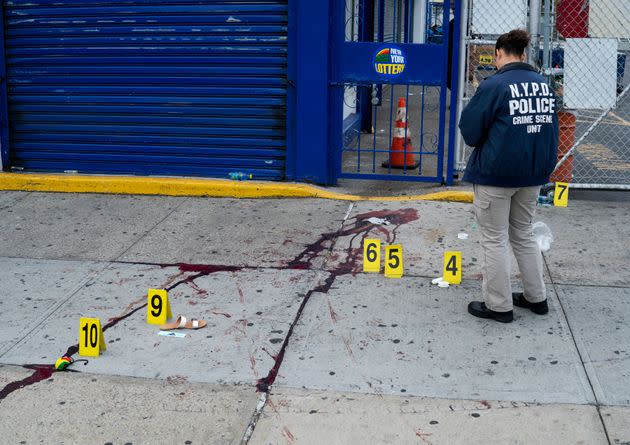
467, 301, 513, 323
512, 292, 549, 315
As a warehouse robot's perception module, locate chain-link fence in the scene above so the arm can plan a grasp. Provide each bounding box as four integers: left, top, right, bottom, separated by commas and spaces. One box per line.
455, 0, 531, 172
456, 0, 630, 189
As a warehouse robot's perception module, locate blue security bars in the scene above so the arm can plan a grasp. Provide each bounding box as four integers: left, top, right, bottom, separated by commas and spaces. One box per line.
337, 0, 450, 182
341, 83, 443, 180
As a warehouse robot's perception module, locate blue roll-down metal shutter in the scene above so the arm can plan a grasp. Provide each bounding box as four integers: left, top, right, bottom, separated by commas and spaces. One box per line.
4, 1, 288, 179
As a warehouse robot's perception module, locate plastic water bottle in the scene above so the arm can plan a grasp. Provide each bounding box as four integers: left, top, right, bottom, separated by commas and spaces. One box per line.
228, 172, 252, 181
537, 195, 553, 207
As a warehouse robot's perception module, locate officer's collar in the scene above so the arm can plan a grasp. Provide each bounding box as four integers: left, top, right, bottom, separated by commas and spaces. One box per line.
496, 62, 537, 74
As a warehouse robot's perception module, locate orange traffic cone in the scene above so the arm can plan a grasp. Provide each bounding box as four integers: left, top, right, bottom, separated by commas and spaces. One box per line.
382, 98, 419, 169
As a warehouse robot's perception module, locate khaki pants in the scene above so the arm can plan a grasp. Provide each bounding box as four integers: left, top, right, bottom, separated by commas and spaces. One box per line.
473, 184, 546, 312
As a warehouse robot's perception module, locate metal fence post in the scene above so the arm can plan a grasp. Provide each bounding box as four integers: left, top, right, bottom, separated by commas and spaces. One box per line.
453, 0, 469, 172
541, 0, 552, 77
446, 0, 462, 184
528, 0, 541, 66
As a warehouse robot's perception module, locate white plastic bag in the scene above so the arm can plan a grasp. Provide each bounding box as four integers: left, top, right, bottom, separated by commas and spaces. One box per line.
532, 221, 554, 252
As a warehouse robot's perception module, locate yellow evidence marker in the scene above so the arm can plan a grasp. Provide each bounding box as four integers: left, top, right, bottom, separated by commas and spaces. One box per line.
443, 251, 462, 285
363, 239, 381, 273
554, 182, 569, 207
79, 317, 106, 357
384, 245, 404, 278
147, 289, 173, 325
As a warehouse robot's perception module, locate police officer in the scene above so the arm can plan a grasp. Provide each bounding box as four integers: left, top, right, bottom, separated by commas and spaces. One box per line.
459, 29, 559, 323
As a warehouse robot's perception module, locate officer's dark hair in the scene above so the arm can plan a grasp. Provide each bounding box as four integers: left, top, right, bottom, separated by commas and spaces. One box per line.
495, 29, 531, 56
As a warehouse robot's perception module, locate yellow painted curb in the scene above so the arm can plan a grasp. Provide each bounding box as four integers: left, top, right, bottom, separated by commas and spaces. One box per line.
0, 173, 473, 203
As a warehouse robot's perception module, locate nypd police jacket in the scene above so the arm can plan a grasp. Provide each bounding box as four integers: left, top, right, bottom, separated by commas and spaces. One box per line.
459, 62, 559, 187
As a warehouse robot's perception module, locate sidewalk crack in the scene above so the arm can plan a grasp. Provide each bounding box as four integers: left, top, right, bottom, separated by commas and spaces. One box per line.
112, 197, 189, 262
543, 253, 613, 445
242, 204, 424, 443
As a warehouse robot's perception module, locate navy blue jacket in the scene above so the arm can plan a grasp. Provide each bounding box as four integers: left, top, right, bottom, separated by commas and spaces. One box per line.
460, 62, 558, 187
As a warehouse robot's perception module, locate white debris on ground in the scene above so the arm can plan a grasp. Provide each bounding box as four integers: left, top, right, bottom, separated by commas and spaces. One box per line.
432, 277, 450, 288
367, 217, 391, 226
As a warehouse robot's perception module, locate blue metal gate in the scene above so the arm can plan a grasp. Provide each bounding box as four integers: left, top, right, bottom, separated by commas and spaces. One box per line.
3, 1, 288, 179
331, 0, 460, 184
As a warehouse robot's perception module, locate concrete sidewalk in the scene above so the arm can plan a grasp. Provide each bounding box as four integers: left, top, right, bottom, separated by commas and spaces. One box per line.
0, 190, 628, 444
